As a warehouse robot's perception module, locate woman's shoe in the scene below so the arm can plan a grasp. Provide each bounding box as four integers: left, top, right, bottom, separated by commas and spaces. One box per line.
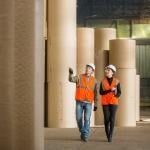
108, 137, 112, 142
108, 134, 112, 142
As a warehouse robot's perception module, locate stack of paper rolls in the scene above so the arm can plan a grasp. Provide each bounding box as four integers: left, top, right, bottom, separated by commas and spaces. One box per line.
47, 0, 76, 128
95, 28, 116, 125
0, 0, 44, 149
77, 27, 95, 126
109, 39, 136, 126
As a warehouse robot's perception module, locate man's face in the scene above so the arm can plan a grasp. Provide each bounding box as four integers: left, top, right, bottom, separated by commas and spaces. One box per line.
105, 68, 113, 78
86, 66, 93, 76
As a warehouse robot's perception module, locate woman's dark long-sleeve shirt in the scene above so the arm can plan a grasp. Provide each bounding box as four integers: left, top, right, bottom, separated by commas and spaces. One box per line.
99, 77, 121, 98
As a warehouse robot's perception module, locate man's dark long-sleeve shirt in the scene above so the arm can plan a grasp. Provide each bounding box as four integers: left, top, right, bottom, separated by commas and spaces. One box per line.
99, 77, 121, 98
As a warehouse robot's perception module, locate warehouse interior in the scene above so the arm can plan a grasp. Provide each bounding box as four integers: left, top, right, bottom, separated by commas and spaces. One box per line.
0, 0, 150, 150
78, 0, 150, 104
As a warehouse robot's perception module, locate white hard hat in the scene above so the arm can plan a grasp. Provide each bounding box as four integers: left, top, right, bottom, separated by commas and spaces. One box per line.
86, 63, 95, 70
106, 64, 116, 72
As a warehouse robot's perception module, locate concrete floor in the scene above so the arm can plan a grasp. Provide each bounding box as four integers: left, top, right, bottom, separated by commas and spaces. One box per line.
45, 107, 150, 150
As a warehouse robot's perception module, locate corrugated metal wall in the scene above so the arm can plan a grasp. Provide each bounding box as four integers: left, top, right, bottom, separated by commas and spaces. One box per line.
136, 44, 150, 101
136, 45, 150, 78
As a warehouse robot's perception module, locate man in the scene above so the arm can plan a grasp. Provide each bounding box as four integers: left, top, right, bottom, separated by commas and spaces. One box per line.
69, 63, 98, 142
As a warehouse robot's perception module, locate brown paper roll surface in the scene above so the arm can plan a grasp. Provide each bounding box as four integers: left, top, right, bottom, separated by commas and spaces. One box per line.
116, 99, 136, 126
136, 75, 140, 121
0, 0, 44, 149
47, 0, 76, 128
77, 27, 95, 126
109, 39, 136, 69
0, 1, 14, 149
95, 28, 116, 125
116, 69, 136, 126
95, 28, 116, 50
77, 28, 94, 74
95, 50, 109, 125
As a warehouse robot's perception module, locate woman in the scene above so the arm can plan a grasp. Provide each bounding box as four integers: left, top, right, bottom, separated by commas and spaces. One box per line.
99, 64, 121, 142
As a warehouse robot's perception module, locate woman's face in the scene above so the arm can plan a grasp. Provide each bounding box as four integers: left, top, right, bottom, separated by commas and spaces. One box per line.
105, 68, 113, 78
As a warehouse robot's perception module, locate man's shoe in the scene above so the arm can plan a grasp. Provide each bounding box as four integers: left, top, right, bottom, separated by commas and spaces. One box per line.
83, 137, 88, 142
80, 134, 88, 142
80, 134, 83, 140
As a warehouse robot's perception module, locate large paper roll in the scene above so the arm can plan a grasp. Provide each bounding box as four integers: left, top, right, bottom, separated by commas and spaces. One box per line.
48, 82, 76, 127
95, 104, 104, 126
116, 69, 136, 126
95, 28, 116, 81
0, 1, 14, 149
47, 0, 76, 128
13, 0, 44, 149
44, 0, 47, 39
77, 27, 95, 126
34, 1, 45, 149
95, 50, 109, 125
0, 0, 44, 150
95, 28, 116, 50
136, 75, 140, 121
95, 50, 109, 81
95, 28, 116, 125
109, 39, 136, 69
77, 28, 94, 74
116, 98, 136, 127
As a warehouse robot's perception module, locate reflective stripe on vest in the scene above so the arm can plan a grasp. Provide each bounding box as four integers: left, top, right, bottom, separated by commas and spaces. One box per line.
101, 78, 119, 105
75, 74, 95, 103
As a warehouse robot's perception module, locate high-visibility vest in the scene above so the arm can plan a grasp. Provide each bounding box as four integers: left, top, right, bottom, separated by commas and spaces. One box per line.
75, 74, 95, 103
101, 77, 119, 105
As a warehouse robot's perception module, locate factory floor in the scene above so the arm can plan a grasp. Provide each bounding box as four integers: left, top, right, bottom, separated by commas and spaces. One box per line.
45, 106, 150, 150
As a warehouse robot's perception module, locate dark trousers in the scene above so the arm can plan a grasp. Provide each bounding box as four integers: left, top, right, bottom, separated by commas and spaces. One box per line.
102, 105, 118, 138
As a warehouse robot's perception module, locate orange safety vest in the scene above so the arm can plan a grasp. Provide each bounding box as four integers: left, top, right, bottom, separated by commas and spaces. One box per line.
101, 78, 119, 105
75, 74, 95, 103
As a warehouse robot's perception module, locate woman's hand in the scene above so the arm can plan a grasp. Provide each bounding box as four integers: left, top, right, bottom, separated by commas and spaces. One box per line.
111, 87, 117, 95
111, 87, 116, 92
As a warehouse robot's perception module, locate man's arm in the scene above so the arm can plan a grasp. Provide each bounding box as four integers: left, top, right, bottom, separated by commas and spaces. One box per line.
94, 80, 98, 105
